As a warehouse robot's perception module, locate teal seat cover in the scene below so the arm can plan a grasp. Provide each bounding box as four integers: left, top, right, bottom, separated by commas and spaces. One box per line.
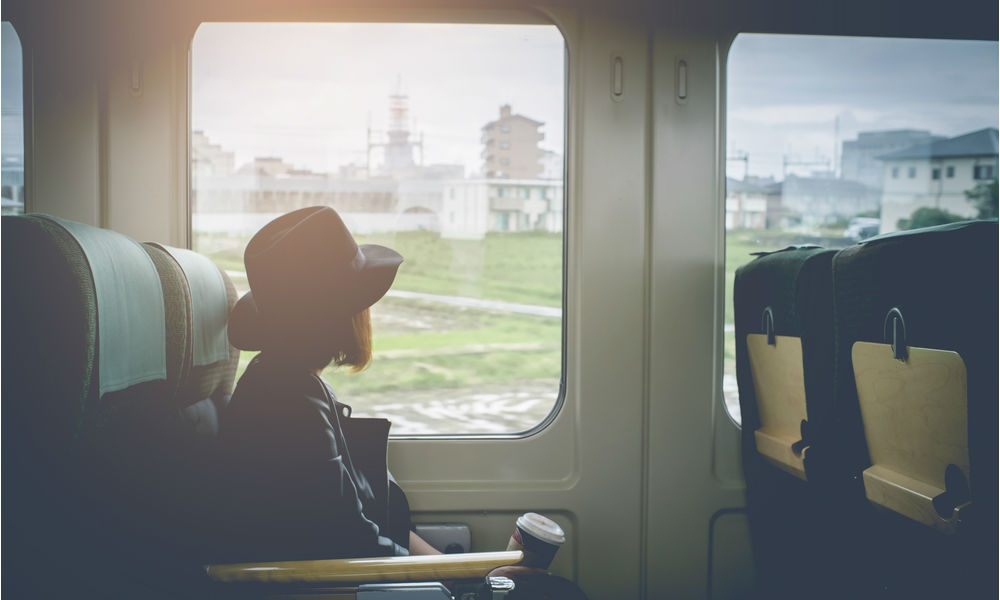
150, 243, 231, 367
39, 216, 166, 396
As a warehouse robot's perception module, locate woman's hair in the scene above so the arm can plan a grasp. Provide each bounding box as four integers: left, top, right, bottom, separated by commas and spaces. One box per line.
331, 307, 373, 373
265, 307, 373, 373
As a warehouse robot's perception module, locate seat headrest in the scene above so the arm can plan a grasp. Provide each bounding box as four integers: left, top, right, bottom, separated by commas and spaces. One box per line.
36, 215, 168, 397
148, 244, 231, 367
144, 242, 239, 415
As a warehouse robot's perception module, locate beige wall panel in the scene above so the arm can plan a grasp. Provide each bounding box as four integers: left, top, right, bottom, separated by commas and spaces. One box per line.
31, 70, 100, 225
106, 44, 183, 244
646, 32, 750, 598
20, 3, 102, 225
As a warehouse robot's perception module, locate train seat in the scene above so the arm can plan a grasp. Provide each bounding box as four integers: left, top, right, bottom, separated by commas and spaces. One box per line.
3, 214, 189, 597
831, 219, 998, 597
734, 245, 839, 481
732, 245, 841, 597
2, 214, 524, 599
135, 242, 241, 576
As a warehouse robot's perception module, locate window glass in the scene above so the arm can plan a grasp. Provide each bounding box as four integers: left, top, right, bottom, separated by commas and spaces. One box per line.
724, 34, 998, 424
2, 22, 25, 215
191, 23, 566, 435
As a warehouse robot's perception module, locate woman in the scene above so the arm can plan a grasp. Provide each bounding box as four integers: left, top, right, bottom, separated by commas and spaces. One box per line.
219, 206, 439, 560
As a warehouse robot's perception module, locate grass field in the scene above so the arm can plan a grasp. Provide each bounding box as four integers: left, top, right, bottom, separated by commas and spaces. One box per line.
198, 230, 563, 307
198, 225, 845, 430
197, 229, 564, 433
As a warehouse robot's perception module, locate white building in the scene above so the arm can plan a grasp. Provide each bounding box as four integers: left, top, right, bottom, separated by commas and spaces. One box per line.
725, 177, 773, 229
540, 150, 564, 180
878, 128, 999, 233
441, 179, 563, 240
841, 130, 941, 190
770, 175, 879, 228
192, 130, 235, 177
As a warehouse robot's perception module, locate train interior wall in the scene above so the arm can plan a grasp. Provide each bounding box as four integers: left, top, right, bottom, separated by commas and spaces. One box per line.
5, 0, 995, 597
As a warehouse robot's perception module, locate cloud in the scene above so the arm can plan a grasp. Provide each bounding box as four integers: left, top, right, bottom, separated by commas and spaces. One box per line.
192, 23, 566, 174
727, 34, 998, 179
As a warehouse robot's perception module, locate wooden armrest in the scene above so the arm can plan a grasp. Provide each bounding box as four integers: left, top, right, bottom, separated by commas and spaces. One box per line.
205, 551, 523, 585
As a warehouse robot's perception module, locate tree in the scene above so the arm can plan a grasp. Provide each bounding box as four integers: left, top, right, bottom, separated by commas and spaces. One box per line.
965, 177, 999, 219
897, 206, 965, 231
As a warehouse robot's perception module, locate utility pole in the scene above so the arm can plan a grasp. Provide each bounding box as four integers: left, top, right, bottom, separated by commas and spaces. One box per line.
833, 116, 840, 178
726, 152, 749, 180
366, 125, 372, 176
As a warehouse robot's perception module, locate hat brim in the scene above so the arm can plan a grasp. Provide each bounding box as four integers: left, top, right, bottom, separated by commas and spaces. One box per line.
228, 243, 402, 351
356, 244, 404, 298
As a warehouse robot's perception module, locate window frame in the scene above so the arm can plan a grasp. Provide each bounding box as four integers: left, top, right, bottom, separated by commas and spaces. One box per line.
719, 31, 999, 429
185, 15, 570, 440
1, 20, 29, 215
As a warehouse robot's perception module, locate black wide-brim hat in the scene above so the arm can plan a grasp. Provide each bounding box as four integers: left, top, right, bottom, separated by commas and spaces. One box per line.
228, 206, 403, 351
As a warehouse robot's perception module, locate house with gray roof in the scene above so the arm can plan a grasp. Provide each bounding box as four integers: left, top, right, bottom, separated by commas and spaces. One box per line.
878, 128, 998, 233
841, 129, 944, 190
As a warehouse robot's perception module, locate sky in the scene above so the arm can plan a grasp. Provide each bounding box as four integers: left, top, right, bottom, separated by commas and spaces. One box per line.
727, 34, 999, 180
192, 23, 566, 176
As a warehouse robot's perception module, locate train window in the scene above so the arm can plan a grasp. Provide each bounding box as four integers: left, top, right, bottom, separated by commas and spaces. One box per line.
190, 22, 566, 435
2, 22, 25, 215
724, 34, 998, 424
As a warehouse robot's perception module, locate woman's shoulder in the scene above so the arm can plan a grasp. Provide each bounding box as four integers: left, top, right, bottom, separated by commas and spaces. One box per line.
232, 356, 336, 418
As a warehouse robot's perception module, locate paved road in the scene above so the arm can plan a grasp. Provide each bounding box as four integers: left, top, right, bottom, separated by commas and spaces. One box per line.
384, 289, 560, 317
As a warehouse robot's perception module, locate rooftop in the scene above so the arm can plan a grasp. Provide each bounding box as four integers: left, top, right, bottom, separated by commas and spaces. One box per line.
879, 128, 999, 161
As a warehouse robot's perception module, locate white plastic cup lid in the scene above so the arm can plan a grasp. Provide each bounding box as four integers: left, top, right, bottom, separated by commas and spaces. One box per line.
517, 512, 566, 546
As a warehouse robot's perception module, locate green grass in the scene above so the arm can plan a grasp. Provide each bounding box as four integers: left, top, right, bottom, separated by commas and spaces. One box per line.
196, 230, 563, 307
232, 296, 562, 397
358, 231, 562, 307
209, 226, 774, 390
201, 229, 564, 410
210, 226, 816, 398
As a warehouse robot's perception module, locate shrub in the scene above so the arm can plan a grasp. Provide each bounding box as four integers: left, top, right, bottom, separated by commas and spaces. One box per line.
896, 206, 965, 231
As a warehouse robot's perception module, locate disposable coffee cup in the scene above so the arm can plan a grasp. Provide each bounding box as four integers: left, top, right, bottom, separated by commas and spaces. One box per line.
505, 512, 565, 569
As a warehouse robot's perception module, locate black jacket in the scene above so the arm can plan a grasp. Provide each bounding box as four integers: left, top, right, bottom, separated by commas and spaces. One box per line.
218, 354, 407, 561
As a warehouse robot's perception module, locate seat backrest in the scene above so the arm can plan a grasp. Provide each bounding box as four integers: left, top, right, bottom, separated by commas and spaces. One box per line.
142, 242, 240, 565
832, 220, 997, 521
734, 246, 837, 481
831, 219, 998, 597
2, 215, 238, 598
3, 214, 182, 597
732, 245, 839, 598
